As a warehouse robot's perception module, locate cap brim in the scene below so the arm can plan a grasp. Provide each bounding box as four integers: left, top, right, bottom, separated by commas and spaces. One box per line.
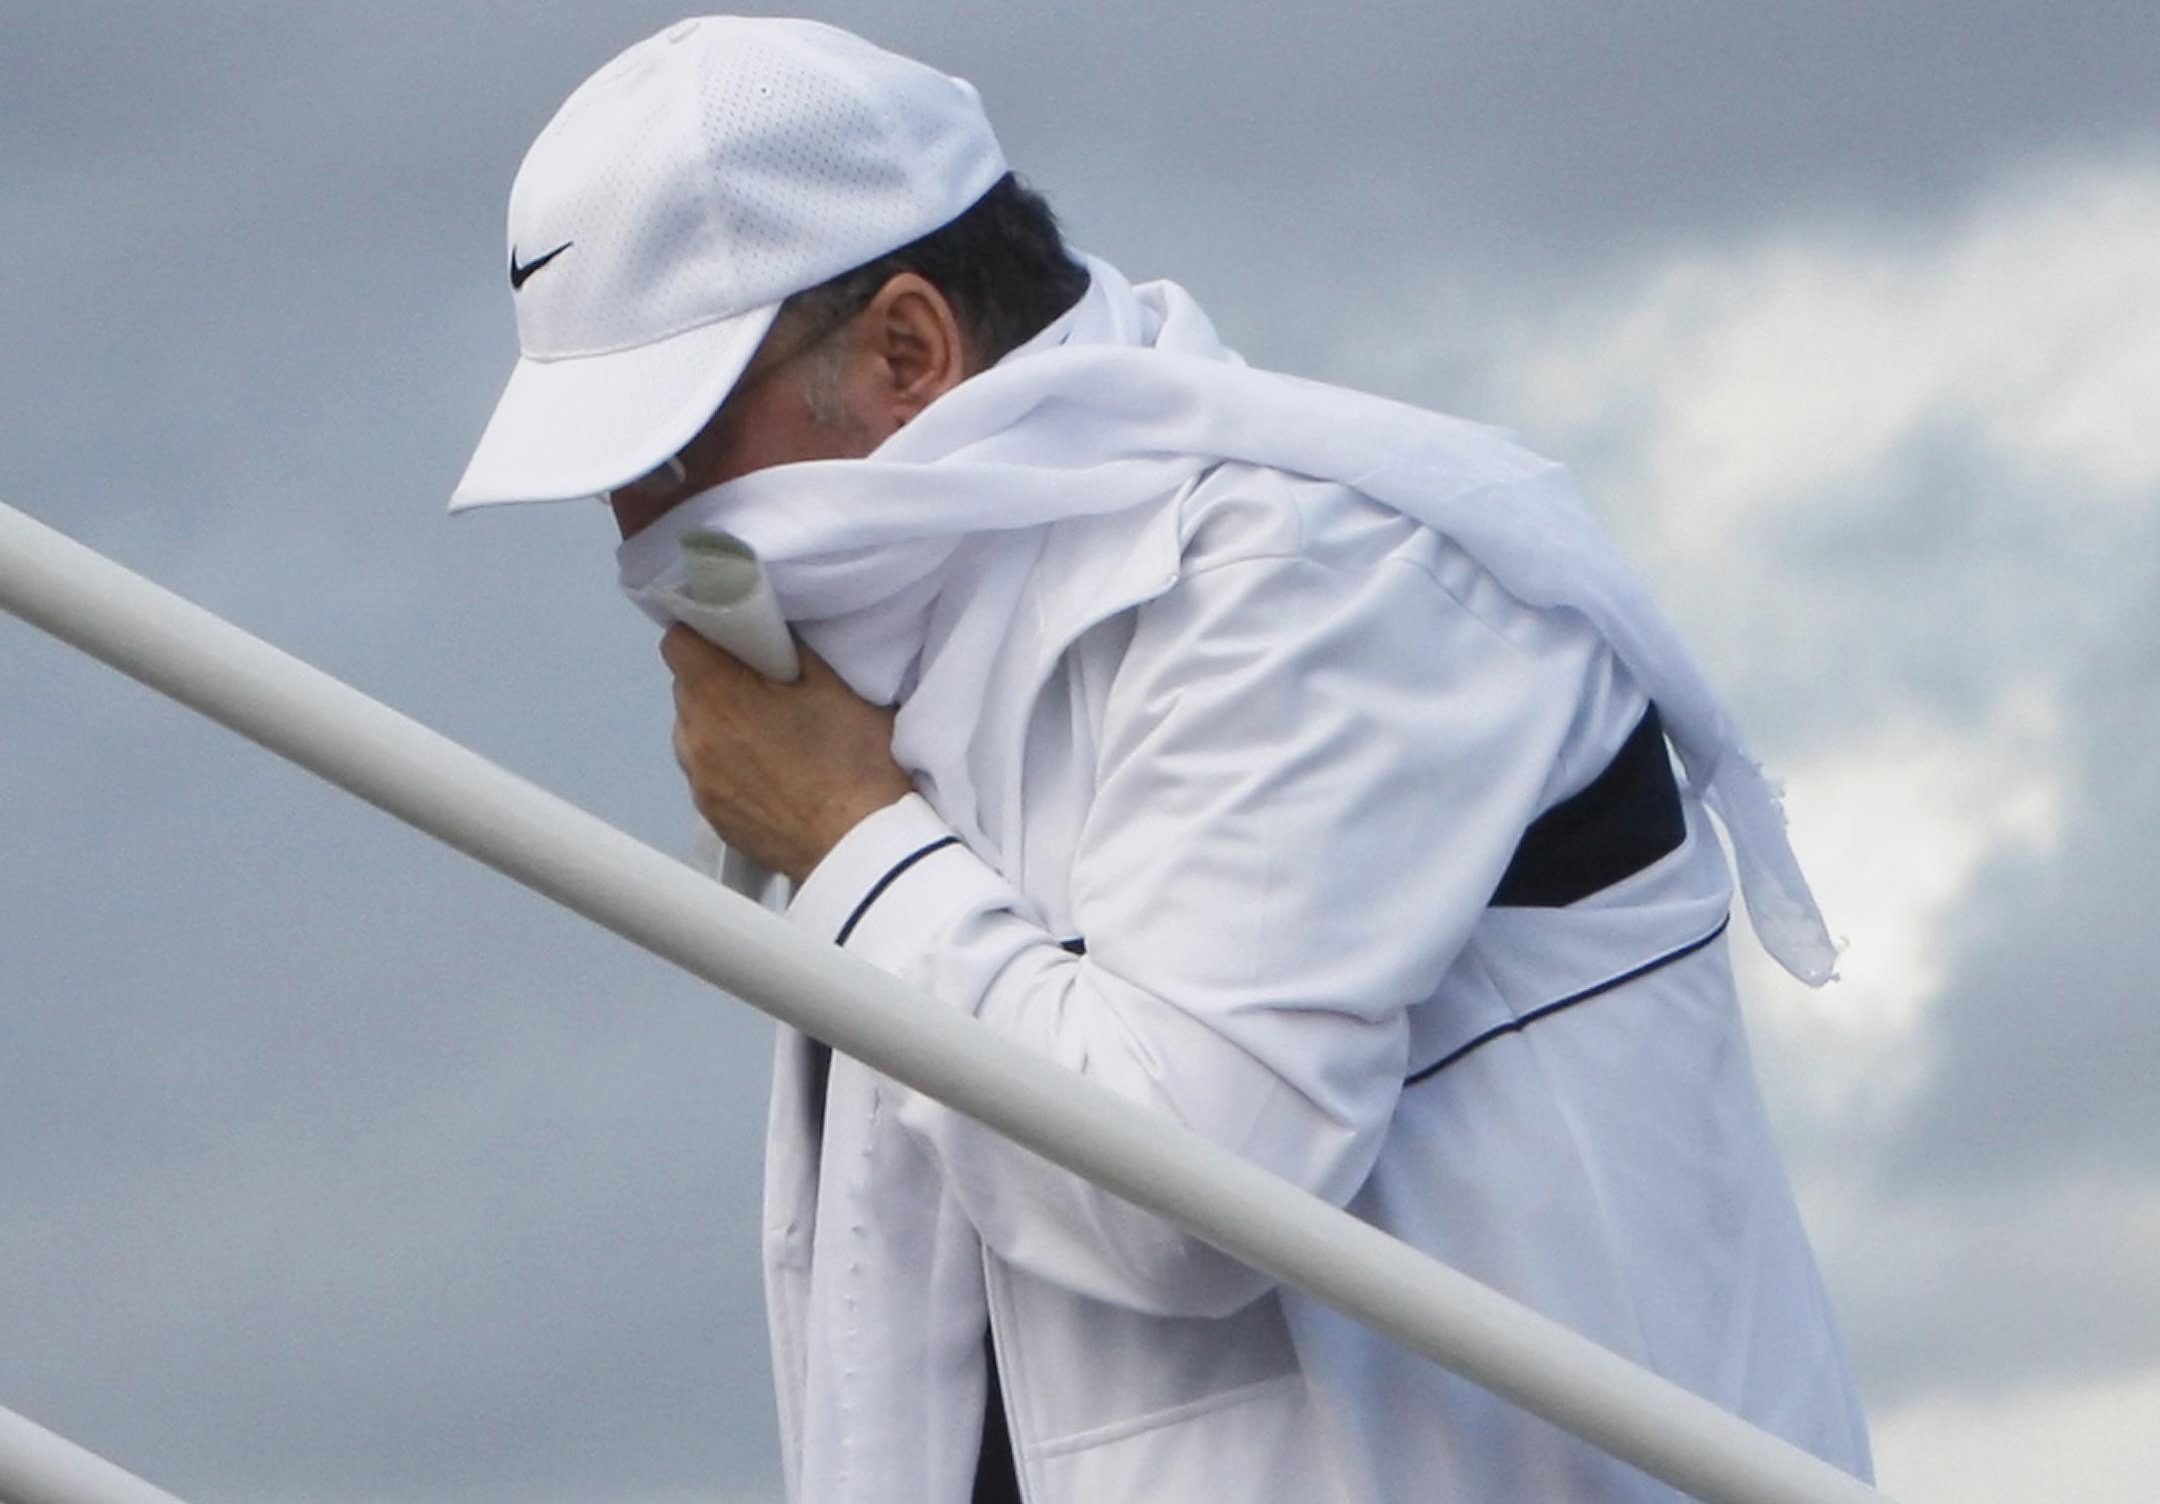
448, 301, 783, 511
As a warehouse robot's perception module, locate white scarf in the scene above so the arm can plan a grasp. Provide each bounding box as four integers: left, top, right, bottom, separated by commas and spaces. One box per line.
619, 256, 1838, 985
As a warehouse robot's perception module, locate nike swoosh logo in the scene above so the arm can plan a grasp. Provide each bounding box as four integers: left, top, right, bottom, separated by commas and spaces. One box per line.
509, 240, 573, 290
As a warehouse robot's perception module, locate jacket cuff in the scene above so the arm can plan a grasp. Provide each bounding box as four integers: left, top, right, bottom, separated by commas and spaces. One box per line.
786, 793, 977, 954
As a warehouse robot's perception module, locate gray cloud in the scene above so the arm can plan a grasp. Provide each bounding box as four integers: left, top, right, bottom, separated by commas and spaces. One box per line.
1784, 548, 2160, 1412
1739, 424, 2136, 761
1881, 598, 2160, 1194
1825, 1173, 2160, 1413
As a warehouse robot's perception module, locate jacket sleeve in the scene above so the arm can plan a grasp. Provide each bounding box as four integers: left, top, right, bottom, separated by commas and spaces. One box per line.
786, 543, 1602, 1318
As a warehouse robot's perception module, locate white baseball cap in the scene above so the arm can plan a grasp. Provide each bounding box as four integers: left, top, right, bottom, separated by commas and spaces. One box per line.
449, 16, 1008, 511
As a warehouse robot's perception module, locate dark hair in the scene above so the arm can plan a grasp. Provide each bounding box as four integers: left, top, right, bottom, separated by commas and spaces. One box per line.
781, 172, 1089, 366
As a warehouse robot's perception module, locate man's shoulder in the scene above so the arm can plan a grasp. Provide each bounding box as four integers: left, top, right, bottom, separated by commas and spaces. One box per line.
1173, 461, 1593, 662
1175, 460, 1410, 571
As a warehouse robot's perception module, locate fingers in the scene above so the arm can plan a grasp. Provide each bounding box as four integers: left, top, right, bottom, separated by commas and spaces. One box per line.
659, 621, 752, 683
661, 623, 836, 696
654, 620, 909, 880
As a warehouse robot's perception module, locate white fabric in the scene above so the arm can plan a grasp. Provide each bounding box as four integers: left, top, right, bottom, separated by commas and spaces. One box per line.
766, 468, 1871, 1503
624, 527, 802, 683
452, 15, 1007, 509
618, 254, 1837, 984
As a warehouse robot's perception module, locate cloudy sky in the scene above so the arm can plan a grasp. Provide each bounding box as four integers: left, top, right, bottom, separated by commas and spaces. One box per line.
3, 4, 2155, 1501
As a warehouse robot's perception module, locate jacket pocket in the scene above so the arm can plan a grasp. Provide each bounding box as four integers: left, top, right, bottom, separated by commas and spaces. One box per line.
1031, 1372, 1343, 1503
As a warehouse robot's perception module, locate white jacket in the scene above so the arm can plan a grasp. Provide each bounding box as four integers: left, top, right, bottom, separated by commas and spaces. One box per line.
766, 463, 1872, 1504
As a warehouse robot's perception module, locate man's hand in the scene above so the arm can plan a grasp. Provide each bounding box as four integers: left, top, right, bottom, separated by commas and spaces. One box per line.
660, 625, 914, 883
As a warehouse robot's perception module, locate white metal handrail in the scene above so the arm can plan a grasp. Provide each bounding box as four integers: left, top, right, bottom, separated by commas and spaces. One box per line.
0, 1406, 187, 1504
0, 500, 1893, 1504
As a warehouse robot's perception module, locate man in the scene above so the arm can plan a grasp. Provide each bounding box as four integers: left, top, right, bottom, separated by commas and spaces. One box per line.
452, 17, 1871, 1504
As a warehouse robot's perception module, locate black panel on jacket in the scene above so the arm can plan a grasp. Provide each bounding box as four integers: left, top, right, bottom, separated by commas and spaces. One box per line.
1488, 705, 1685, 908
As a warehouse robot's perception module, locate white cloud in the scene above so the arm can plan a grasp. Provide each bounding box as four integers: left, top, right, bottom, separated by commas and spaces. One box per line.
1874, 1364, 2160, 1504
1486, 152, 2160, 547
1718, 700, 2063, 1139
1333, 151, 2160, 691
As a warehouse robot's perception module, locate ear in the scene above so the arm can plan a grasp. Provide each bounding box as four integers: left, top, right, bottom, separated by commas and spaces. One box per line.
859, 272, 975, 425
